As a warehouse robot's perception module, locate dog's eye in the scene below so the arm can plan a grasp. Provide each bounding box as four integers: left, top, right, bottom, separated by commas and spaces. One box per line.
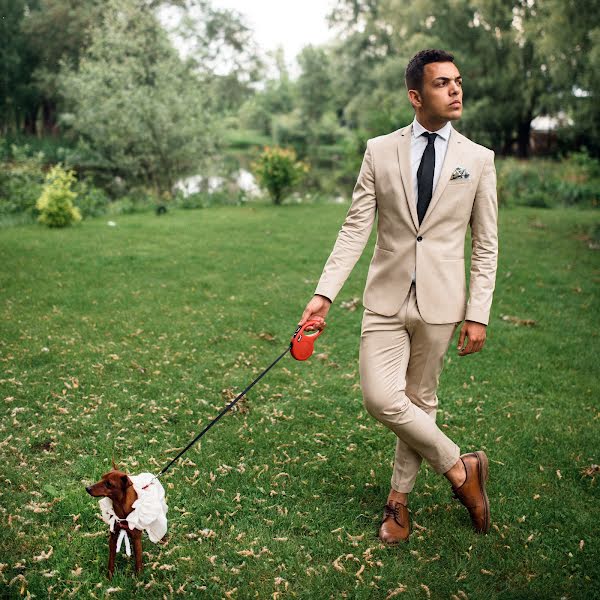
105, 481, 112, 488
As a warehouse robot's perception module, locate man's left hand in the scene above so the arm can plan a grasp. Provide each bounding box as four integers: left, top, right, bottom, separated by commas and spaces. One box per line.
457, 321, 487, 356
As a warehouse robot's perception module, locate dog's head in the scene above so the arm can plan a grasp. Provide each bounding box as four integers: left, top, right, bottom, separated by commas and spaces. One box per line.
86, 467, 133, 502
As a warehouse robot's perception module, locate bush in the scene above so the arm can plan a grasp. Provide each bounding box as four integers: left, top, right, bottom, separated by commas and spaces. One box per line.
107, 189, 159, 215
36, 165, 82, 228
496, 155, 599, 209
73, 180, 110, 218
251, 146, 308, 205
0, 144, 46, 220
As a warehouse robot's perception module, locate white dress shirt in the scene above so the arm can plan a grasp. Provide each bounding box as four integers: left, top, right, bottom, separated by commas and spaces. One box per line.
410, 117, 452, 209
410, 118, 452, 282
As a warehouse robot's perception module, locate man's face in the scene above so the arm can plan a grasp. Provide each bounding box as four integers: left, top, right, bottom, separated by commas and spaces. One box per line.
410, 61, 463, 123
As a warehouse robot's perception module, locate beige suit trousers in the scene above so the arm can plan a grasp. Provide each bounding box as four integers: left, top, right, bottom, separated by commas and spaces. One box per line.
360, 283, 460, 493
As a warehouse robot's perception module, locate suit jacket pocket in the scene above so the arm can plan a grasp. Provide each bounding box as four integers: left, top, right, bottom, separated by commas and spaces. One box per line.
447, 178, 474, 186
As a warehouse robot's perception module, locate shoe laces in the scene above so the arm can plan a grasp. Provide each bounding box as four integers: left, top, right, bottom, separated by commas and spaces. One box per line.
383, 502, 407, 527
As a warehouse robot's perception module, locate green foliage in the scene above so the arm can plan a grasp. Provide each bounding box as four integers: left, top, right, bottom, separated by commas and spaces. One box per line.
73, 179, 110, 218
174, 190, 243, 209
252, 146, 308, 205
106, 189, 162, 216
36, 164, 81, 227
60, 0, 218, 193
0, 144, 45, 221
496, 154, 600, 208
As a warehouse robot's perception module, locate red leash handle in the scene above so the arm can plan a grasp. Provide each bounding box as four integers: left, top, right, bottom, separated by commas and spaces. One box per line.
290, 320, 324, 361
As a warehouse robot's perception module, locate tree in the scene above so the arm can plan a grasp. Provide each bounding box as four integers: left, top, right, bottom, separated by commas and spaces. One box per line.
252, 146, 308, 205
60, 0, 218, 193
328, 0, 599, 157
162, 0, 263, 115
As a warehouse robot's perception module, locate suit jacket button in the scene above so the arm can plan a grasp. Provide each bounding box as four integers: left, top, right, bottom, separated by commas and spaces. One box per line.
417, 236, 423, 242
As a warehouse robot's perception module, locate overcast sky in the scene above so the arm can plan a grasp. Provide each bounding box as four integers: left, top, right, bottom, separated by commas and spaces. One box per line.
214, 0, 337, 66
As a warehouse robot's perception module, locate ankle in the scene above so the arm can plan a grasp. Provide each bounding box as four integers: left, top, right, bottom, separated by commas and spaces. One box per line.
387, 489, 409, 506
445, 458, 467, 488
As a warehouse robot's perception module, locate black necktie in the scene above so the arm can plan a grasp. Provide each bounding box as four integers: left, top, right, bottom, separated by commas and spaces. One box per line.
417, 132, 437, 224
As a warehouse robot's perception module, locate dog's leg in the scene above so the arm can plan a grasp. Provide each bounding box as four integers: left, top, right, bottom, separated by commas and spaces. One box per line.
108, 531, 118, 579
131, 529, 143, 575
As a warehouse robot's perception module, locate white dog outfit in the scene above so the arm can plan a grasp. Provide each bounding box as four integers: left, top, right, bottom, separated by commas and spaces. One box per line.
99, 473, 168, 555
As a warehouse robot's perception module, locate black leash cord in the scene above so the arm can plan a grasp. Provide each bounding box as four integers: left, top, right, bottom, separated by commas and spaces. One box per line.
154, 343, 292, 479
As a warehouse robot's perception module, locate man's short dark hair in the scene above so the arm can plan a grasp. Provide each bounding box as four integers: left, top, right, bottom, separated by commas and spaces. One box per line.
405, 49, 455, 92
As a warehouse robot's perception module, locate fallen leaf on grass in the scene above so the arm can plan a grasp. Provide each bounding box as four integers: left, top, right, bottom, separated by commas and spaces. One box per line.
386, 585, 407, 598
421, 584, 431, 598
581, 464, 599, 479
340, 297, 361, 311
33, 547, 53, 562
258, 332, 276, 342
222, 389, 249, 413
500, 315, 536, 326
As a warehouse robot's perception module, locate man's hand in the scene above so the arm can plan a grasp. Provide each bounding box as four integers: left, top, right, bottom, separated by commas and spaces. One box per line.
457, 320, 487, 356
299, 294, 331, 330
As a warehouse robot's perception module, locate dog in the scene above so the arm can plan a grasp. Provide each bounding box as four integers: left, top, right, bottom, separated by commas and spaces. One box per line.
86, 467, 144, 578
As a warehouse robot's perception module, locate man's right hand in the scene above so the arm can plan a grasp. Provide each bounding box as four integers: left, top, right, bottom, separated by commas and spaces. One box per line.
299, 294, 332, 329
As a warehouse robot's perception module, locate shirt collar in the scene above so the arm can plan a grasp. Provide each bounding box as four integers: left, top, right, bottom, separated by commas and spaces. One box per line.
411, 117, 452, 141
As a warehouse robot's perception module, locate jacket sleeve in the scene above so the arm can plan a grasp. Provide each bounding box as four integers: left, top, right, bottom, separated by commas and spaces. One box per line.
465, 150, 498, 325
314, 141, 377, 303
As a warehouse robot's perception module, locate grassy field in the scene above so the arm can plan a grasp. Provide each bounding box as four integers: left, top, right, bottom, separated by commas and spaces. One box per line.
0, 204, 598, 599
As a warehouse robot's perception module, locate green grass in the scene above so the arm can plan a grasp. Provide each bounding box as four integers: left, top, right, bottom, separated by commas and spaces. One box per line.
0, 205, 598, 599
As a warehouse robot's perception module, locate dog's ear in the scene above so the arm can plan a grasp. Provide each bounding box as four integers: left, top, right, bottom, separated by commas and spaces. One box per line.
121, 475, 132, 489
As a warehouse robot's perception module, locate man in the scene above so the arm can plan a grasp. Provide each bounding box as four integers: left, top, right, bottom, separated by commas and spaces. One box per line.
298, 49, 498, 543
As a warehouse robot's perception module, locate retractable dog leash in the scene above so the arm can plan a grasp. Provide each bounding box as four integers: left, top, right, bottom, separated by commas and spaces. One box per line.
142, 321, 324, 488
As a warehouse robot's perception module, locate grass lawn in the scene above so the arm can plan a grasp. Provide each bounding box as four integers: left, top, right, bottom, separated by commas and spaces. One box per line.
0, 204, 598, 599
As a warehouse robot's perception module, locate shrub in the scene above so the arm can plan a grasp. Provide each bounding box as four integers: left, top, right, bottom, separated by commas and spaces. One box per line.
107, 189, 158, 215
496, 156, 599, 209
74, 179, 110, 218
251, 146, 308, 205
0, 144, 45, 219
36, 165, 82, 227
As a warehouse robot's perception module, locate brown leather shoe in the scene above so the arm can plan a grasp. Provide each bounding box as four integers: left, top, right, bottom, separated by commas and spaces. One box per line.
378, 501, 410, 543
452, 451, 490, 533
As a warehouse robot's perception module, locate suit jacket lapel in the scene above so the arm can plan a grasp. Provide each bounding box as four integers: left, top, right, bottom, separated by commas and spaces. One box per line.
396, 125, 419, 232
421, 128, 463, 228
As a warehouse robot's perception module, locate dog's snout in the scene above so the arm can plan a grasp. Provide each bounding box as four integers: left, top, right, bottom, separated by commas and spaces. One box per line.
86, 485, 93, 495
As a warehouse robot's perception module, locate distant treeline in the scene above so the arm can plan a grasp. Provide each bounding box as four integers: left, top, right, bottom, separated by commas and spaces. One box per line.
1, 0, 598, 197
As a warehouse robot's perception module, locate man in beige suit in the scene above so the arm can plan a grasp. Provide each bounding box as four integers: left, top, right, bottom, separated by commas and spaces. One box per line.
299, 49, 498, 543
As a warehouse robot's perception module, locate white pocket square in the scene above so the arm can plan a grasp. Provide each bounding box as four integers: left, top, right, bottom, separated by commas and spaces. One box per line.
450, 167, 470, 180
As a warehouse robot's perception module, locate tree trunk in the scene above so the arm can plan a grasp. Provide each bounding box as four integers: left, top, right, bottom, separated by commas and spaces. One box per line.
23, 107, 38, 136
516, 118, 531, 158
42, 101, 59, 135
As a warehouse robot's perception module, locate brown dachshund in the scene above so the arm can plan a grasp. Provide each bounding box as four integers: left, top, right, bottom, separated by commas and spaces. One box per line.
86, 467, 143, 579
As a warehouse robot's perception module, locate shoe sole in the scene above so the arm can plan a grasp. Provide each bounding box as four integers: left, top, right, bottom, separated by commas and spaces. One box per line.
474, 450, 490, 533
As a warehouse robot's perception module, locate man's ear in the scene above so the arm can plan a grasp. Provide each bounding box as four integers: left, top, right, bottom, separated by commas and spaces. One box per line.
408, 89, 422, 110
121, 475, 132, 489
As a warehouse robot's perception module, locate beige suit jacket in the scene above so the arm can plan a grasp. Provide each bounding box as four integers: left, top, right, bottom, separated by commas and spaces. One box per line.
314, 124, 498, 325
